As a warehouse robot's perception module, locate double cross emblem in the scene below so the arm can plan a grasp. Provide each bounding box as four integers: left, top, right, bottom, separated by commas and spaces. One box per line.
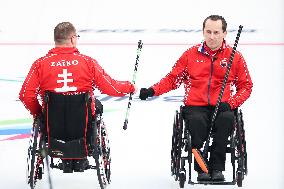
55, 69, 77, 92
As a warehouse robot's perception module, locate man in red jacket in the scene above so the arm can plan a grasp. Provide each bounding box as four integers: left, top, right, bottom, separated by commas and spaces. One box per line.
19, 22, 135, 172
139, 15, 253, 181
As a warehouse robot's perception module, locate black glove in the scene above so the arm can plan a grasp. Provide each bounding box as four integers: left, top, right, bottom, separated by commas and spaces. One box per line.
139, 88, 155, 100
218, 102, 231, 112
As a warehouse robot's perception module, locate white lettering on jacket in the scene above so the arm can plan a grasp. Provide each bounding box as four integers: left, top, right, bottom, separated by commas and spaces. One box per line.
51, 60, 79, 67
54, 69, 77, 92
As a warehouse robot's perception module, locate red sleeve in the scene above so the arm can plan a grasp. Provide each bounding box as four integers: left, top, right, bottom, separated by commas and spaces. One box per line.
151, 52, 188, 96
19, 61, 42, 116
92, 59, 135, 96
228, 52, 253, 109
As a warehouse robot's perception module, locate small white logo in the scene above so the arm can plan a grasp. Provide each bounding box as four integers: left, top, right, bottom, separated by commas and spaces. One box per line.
196, 59, 205, 63
55, 69, 77, 92
220, 58, 228, 68
51, 150, 64, 157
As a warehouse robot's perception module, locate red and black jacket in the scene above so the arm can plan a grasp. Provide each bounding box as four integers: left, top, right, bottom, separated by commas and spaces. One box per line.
19, 47, 135, 116
151, 41, 253, 109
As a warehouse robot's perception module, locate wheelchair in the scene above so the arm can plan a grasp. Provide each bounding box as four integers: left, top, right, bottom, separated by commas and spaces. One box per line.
26, 92, 111, 189
171, 106, 248, 188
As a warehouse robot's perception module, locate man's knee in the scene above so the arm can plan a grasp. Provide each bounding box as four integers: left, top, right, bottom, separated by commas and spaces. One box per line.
215, 111, 234, 132
218, 111, 234, 123
185, 116, 209, 149
187, 113, 209, 127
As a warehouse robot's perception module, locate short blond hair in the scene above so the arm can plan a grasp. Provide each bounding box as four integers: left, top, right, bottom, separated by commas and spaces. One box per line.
54, 22, 76, 44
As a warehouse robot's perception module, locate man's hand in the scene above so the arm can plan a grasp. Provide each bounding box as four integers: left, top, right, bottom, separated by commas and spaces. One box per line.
218, 102, 231, 112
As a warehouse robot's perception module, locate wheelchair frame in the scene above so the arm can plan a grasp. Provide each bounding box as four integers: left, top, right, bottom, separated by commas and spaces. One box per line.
26, 93, 111, 189
171, 106, 248, 188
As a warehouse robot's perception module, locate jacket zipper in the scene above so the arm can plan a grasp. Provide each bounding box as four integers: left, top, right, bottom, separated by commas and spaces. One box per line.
207, 57, 215, 105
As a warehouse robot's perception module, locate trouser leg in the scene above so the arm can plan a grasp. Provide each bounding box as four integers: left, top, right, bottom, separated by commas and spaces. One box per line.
209, 111, 234, 171
183, 106, 210, 172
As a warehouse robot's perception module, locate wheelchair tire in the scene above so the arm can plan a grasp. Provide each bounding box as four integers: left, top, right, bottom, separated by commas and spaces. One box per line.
186, 131, 193, 182
235, 109, 246, 187
179, 171, 186, 188
171, 111, 178, 178
240, 111, 248, 176
244, 152, 248, 175
237, 171, 243, 187
171, 110, 183, 181
26, 117, 42, 189
37, 167, 43, 180
93, 116, 111, 189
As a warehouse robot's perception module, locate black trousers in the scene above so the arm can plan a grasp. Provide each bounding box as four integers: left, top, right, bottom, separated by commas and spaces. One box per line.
182, 106, 234, 172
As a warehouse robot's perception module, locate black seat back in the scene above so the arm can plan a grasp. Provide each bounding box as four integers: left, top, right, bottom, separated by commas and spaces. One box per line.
43, 92, 91, 158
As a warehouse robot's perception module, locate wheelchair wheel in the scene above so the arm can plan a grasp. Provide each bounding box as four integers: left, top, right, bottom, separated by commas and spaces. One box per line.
93, 115, 111, 189
26, 117, 44, 189
171, 110, 183, 181
186, 128, 192, 182
179, 171, 186, 188
101, 121, 111, 183
171, 110, 179, 178
171, 108, 186, 187
239, 110, 248, 176
237, 171, 243, 187
235, 110, 247, 187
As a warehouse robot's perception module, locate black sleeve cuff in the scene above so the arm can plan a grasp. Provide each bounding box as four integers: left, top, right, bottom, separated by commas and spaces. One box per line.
148, 87, 155, 97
